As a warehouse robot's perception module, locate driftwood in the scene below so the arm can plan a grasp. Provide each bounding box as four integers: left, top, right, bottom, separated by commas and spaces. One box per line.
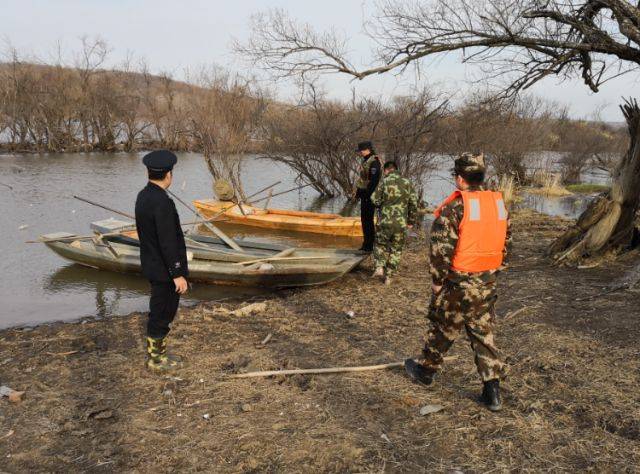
229, 357, 458, 379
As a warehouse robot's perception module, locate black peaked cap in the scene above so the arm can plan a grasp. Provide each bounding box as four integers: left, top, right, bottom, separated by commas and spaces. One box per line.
356, 141, 374, 152
142, 150, 177, 171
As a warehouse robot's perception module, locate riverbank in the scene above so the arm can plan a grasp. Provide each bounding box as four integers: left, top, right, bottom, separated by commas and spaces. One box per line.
1, 210, 639, 472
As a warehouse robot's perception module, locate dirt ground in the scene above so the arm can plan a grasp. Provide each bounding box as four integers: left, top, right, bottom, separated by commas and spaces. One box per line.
1, 210, 639, 473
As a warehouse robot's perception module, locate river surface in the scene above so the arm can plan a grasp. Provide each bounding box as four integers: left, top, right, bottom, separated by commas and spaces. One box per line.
0, 152, 599, 329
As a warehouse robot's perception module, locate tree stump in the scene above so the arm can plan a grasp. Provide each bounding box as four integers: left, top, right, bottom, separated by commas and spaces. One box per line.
549, 99, 640, 264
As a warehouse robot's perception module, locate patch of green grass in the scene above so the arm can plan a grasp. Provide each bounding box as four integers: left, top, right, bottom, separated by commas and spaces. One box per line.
565, 183, 610, 194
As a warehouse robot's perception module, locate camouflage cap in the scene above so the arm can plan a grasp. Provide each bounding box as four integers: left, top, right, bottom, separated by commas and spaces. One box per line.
454, 152, 485, 174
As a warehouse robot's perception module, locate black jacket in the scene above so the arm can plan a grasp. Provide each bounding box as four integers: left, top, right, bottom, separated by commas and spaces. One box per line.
135, 182, 188, 282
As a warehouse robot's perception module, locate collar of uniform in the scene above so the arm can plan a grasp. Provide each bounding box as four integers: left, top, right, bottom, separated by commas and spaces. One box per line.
147, 181, 168, 193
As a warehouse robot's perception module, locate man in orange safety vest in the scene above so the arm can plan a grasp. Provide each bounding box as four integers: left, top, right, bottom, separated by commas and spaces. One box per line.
404, 152, 511, 412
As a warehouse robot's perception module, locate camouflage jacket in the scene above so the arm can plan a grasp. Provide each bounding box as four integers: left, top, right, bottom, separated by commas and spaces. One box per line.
371, 171, 419, 232
356, 154, 382, 195
429, 186, 512, 286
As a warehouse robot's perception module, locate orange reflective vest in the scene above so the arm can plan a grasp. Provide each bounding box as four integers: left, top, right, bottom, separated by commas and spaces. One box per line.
434, 190, 508, 273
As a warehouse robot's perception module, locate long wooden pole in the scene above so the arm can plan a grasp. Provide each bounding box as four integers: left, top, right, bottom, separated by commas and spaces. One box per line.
228, 358, 457, 379
33, 181, 308, 245
167, 190, 244, 253
229, 362, 404, 378
73, 195, 135, 219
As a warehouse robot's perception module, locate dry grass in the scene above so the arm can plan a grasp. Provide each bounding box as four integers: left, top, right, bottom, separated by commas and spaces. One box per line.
528, 171, 572, 196
1, 211, 639, 472
497, 174, 516, 205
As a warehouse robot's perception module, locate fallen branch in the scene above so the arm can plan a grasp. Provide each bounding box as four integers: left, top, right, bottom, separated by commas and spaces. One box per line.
502, 305, 538, 321
228, 357, 457, 379
45, 350, 79, 357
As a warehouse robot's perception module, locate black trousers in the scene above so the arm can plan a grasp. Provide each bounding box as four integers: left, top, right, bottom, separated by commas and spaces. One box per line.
147, 281, 180, 338
360, 196, 376, 251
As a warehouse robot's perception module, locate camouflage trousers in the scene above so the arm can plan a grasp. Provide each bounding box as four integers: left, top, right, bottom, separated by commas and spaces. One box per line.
373, 228, 406, 276
422, 278, 506, 382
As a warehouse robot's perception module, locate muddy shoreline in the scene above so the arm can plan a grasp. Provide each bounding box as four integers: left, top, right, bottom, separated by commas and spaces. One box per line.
1, 210, 639, 472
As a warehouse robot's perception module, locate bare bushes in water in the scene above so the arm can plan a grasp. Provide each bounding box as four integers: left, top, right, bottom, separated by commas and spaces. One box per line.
260, 84, 380, 197
554, 109, 629, 185
261, 83, 448, 198
185, 70, 265, 201
444, 94, 556, 184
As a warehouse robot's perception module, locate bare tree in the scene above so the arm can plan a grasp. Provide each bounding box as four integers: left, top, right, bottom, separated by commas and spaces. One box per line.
444, 93, 556, 183
113, 58, 151, 151
378, 88, 449, 200
185, 70, 265, 200
238, 1, 640, 263
555, 109, 629, 182
74, 37, 109, 150
260, 83, 383, 197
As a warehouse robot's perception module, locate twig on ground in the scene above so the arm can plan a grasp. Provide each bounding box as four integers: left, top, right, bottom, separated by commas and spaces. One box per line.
503, 305, 538, 321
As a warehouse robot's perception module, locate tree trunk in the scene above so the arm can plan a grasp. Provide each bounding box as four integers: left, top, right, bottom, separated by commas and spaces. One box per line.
549, 99, 640, 263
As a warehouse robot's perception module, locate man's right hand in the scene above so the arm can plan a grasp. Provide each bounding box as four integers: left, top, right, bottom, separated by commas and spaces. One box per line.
173, 276, 188, 294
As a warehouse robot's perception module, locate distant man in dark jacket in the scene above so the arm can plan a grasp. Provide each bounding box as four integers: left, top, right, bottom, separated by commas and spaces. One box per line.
135, 150, 188, 372
355, 141, 382, 252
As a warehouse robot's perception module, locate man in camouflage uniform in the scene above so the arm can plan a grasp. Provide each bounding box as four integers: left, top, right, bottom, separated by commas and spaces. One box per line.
371, 161, 419, 285
405, 153, 511, 411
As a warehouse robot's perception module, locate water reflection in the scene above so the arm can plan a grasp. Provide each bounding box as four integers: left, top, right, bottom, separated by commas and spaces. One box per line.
45, 264, 264, 320
518, 193, 592, 218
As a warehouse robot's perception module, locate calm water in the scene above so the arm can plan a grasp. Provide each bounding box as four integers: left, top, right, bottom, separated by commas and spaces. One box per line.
0, 152, 596, 329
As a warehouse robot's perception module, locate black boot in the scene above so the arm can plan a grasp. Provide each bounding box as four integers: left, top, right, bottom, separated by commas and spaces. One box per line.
479, 379, 502, 412
404, 359, 435, 386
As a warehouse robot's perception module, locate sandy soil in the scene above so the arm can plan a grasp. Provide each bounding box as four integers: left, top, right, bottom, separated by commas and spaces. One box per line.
1, 210, 639, 473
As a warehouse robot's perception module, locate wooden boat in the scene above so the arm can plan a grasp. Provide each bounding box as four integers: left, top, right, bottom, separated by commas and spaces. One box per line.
192, 199, 363, 237
40, 220, 366, 288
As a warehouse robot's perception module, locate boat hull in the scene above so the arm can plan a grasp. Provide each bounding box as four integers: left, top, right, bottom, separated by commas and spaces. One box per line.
43, 237, 365, 289
193, 200, 363, 237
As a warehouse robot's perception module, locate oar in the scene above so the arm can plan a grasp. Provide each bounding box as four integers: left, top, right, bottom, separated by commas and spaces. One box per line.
190, 182, 312, 227
73, 195, 135, 219
72, 196, 216, 251
203, 181, 282, 221
167, 190, 245, 253
233, 256, 332, 266
249, 183, 312, 204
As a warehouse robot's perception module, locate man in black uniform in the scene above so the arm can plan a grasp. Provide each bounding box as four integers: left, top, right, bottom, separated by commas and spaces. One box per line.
135, 150, 189, 372
355, 141, 382, 252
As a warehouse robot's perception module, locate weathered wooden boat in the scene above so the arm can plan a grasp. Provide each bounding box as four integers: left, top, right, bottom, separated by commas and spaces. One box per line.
40, 219, 366, 288
192, 199, 363, 237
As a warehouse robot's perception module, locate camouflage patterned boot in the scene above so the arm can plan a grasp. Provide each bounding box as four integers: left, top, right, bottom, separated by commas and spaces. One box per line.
479, 379, 502, 412
146, 336, 181, 372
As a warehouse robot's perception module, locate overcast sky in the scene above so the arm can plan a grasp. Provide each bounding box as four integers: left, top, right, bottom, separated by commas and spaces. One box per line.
3, 0, 638, 121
